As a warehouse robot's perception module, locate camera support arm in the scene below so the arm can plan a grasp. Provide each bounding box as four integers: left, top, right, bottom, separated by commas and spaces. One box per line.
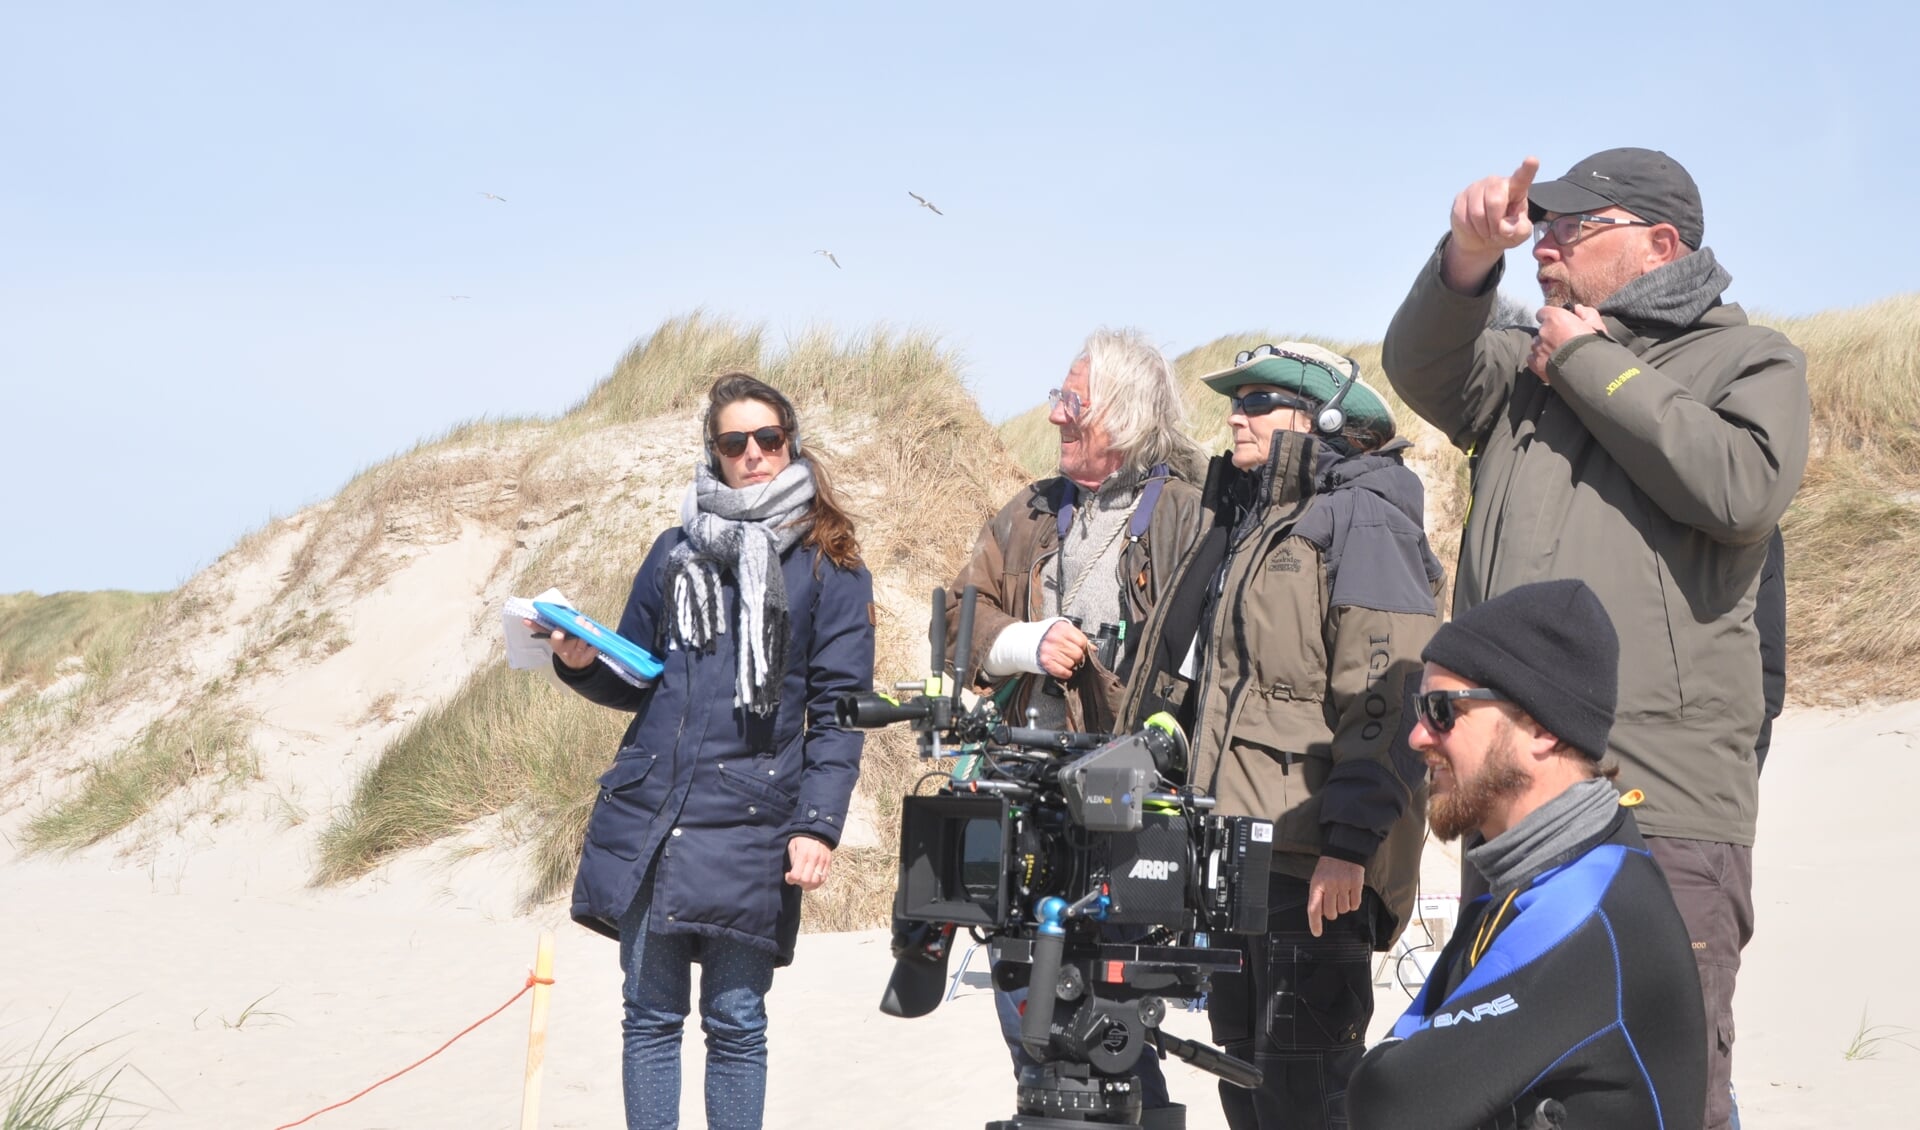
1019, 896, 1070, 1062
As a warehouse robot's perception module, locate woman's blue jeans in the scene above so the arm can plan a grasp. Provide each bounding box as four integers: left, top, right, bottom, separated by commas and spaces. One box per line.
618, 876, 777, 1130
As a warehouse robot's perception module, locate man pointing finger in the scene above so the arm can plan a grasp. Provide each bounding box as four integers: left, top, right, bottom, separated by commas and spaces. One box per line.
1381, 147, 1811, 1130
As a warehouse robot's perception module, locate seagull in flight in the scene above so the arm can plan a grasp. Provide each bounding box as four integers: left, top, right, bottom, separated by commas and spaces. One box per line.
814, 249, 841, 269
479, 192, 507, 203
908, 191, 943, 216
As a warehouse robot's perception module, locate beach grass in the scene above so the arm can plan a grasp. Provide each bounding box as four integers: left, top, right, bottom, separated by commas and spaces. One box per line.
22, 703, 257, 854
0, 1007, 149, 1129
0, 592, 166, 737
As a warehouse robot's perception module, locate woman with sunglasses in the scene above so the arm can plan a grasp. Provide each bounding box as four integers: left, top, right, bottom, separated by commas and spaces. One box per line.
1123, 342, 1443, 1130
549, 372, 873, 1130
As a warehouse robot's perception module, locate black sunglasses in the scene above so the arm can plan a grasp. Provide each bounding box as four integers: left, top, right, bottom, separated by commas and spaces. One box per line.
1414, 688, 1507, 733
713, 426, 789, 458
1231, 389, 1316, 418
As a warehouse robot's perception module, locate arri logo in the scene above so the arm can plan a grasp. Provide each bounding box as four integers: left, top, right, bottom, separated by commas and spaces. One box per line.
1126, 859, 1179, 881
1433, 994, 1519, 1027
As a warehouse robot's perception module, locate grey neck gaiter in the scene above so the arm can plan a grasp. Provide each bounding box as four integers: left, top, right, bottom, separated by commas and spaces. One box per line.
1599, 246, 1732, 328
1467, 776, 1620, 897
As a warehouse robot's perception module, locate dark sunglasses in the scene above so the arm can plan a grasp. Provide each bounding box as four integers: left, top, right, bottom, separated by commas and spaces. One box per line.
1231, 389, 1316, 418
713, 426, 789, 458
1414, 688, 1507, 733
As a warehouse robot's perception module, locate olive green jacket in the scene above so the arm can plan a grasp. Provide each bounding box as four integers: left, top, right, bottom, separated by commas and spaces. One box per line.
1382, 242, 1810, 845
1137, 433, 1440, 945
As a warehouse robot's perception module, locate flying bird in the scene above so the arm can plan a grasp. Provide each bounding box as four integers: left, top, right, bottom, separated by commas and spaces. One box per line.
479, 192, 507, 203
908, 191, 943, 216
814, 249, 841, 269
449, 295, 471, 301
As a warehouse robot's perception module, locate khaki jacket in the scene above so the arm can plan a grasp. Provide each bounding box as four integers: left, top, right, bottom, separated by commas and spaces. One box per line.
1158, 433, 1441, 943
948, 463, 1206, 730
1382, 242, 1811, 845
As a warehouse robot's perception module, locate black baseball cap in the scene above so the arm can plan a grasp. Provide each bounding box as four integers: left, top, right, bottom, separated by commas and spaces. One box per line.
1527, 147, 1704, 249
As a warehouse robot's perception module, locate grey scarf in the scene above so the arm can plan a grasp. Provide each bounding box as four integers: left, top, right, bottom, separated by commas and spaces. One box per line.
1467, 777, 1620, 897
1600, 246, 1732, 328
665, 459, 816, 715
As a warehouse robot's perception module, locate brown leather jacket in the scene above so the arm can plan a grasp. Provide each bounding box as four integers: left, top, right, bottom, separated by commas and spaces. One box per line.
946, 462, 1206, 731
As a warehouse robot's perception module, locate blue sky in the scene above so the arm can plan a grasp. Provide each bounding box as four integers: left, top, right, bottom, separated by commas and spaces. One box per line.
4, 1, 1912, 594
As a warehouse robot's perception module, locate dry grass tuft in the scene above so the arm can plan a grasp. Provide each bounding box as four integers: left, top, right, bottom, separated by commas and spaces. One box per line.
0, 1005, 151, 1129
23, 702, 257, 854
281, 430, 529, 595
570, 312, 766, 425
0, 591, 166, 694
1768, 295, 1920, 701
313, 533, 639, 898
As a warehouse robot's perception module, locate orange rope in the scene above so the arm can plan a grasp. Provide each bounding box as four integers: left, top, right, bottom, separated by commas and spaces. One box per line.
270, 972, 557, 1129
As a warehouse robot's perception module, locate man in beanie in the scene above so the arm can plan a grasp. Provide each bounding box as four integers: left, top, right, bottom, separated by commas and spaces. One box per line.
1381, 148, 1808, 1129
1348, 580, 1706, 1130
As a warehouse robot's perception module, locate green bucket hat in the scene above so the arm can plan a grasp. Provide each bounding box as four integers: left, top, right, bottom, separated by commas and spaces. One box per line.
1199, 342, 1396, 442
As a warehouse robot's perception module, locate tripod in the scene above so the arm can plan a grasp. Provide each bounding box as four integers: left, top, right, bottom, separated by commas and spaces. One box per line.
984, 937, 1258, 1129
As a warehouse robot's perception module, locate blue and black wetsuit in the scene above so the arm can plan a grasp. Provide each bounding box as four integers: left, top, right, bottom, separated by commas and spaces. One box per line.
1349, 805, 1706, 1130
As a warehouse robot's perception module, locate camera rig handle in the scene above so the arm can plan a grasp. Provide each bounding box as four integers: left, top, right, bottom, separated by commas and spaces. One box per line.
1019, 896, 1070, 1061
952, 583, 978, 701
1156, 1030, 1262, 1090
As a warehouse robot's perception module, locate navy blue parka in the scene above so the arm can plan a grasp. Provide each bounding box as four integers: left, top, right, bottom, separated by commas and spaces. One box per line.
558, 527, 874, 964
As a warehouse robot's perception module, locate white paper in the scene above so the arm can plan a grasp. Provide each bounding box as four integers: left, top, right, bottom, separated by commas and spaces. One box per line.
504, 589, 651, 689
503, 588, 574, 671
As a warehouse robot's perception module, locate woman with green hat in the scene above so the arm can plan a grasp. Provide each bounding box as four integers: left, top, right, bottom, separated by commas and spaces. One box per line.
1120, 342, 1443, 1130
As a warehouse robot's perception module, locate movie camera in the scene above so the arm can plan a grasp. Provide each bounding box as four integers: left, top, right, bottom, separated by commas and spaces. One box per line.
835, 587, 1275, 1129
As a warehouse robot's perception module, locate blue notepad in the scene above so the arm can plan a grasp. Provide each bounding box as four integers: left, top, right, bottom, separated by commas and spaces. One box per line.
532, 601, 665, 683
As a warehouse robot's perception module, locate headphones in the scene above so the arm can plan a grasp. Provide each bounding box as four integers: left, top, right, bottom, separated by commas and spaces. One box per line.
1313, 357, 1362, 436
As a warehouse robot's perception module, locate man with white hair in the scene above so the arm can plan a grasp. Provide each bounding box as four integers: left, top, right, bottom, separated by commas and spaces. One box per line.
947, 328, 1209, 1124
950, 327, 1209, 733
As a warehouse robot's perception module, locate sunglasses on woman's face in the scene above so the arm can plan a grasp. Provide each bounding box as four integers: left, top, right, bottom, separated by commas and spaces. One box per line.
713, 426, 789, 458
1231, 389, 1315, 419
1413, 687, 1507, 733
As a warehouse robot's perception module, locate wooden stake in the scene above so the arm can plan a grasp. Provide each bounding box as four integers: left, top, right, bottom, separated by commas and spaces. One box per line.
520, 929, 556, 1130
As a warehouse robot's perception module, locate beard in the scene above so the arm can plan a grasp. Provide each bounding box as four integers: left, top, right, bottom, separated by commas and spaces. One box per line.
1537, 242, 1645, 309
1427, 720, 1533, 842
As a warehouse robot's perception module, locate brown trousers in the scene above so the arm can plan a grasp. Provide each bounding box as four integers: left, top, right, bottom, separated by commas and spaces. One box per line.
1644, 836, 1755, 1130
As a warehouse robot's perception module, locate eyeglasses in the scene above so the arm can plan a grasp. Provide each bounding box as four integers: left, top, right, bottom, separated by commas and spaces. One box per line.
1230, 389, 1315, 418
1234, 343, 1310, 366
1413, 688, 1507, 734
1047, 387, 1090, 422
1532, 213, 1655, 246
713, 426, 789, 458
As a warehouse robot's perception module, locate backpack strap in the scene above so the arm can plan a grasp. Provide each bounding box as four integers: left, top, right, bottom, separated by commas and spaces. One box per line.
1129, 463, 1170, 541
1054, 477, 1077, 541
1058, 462, 1170, 542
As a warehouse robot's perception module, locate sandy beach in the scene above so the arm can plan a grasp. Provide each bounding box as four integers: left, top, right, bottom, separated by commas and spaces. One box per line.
3, 697, 1917, 1128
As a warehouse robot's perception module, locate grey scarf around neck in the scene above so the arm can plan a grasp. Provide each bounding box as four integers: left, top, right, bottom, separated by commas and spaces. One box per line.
1599, 246, 1732, 328
1467, 777, 1620, 897
665, 459, 816, 715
